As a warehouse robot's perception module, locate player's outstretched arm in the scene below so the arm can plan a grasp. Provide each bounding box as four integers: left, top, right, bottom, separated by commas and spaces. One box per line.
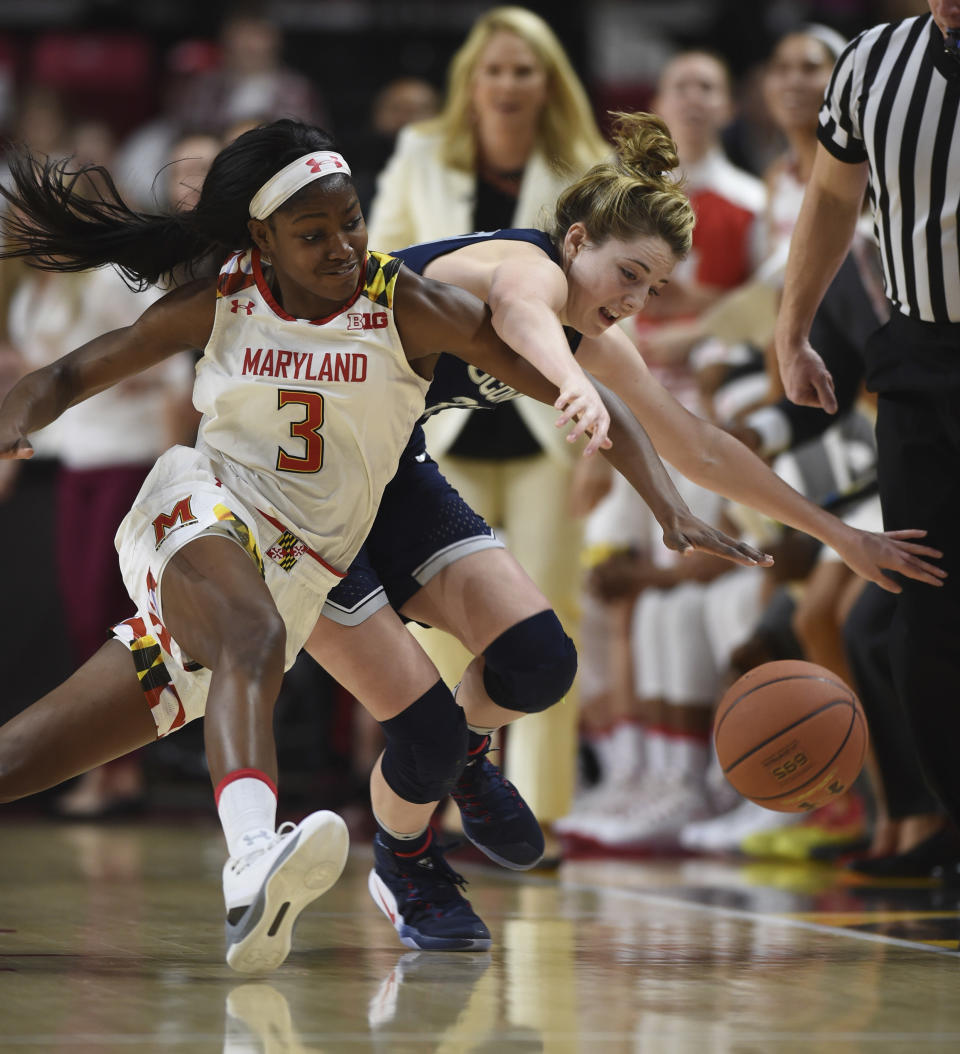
578, 324, 945, 593
592, 377, 770, 568
0, 278, 215, 460
394, 269, 769, 568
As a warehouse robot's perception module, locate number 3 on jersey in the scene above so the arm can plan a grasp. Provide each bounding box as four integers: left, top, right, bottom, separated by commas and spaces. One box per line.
277, 389, 324, 473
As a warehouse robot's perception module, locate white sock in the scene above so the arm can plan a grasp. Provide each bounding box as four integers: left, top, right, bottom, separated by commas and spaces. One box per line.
216, 772, 278, 860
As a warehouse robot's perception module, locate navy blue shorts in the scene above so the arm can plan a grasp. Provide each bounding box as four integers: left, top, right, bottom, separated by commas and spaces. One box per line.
321, 425, 503, 626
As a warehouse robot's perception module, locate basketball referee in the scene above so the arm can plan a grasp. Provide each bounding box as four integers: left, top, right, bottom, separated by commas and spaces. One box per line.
775, 2, 960, 832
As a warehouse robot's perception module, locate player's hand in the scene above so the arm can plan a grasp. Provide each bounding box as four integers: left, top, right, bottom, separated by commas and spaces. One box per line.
835, 527, 946, 593
776, 337, 838, 413
554, 372, 612, 457
662, 511, 773, 568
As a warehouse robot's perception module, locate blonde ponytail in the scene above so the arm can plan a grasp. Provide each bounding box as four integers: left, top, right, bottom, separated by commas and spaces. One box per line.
609, 111, 680, 180
552, 111, 695, 259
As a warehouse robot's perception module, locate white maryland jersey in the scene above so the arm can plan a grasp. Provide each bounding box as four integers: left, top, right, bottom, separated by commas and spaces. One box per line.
193, 248, 430, 571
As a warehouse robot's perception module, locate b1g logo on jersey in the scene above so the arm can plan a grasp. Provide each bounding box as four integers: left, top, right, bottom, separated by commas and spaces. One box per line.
152, 497, 197, 548
346, 311, 388, 331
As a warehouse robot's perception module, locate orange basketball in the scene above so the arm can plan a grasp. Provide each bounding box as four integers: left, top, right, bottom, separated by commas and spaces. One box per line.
713, 660, 868, 813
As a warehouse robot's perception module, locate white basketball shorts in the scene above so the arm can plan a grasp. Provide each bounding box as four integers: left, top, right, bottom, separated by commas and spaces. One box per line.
110, 445, 342, 737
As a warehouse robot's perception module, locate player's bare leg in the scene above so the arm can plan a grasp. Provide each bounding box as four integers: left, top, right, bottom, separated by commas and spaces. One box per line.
306, 608, 490, 950
162, 535, 348, 973
0, 639, 156, 803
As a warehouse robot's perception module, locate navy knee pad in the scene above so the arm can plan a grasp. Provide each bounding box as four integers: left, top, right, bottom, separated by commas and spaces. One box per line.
379, 680, 468, 804
482, 610, 577, 714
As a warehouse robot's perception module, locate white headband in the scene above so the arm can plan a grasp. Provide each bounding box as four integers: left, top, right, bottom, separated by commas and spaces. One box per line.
248, 151, 352, 219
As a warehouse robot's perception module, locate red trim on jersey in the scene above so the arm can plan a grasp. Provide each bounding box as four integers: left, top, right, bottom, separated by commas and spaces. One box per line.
251, 248, 365, 325
256, 508, 346, 577
214, 768, 278, 806
216, 250, 256, 297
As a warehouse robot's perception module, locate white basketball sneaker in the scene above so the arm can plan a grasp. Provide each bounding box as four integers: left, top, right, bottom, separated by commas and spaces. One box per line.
591, 775, 710, 849
679, 798, 802, 853
223, 810, 349, 974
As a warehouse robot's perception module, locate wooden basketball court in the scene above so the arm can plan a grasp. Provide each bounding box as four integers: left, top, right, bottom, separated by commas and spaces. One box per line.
2, 818, 960, 1051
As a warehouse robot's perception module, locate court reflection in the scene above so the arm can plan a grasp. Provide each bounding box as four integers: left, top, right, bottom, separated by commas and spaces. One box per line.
2, 823, 960, 1051
224, 983, 300, 1054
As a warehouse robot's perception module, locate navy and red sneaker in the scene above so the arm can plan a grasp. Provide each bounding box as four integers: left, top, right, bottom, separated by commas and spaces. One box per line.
450, 735, 545, 870
368, 832, 491, 951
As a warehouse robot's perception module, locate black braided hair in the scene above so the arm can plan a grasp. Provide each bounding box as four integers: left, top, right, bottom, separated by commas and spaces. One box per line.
0, 119, 344, 288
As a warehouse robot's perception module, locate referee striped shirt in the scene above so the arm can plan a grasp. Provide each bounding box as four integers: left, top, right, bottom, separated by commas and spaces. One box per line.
819, 14, 960, 323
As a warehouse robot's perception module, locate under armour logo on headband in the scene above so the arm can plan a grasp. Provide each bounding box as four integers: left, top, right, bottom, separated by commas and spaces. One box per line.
249, 151, 352, 219
306, 156, 344, 174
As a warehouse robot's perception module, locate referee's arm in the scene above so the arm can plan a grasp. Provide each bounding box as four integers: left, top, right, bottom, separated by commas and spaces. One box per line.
774, 145, 868, 412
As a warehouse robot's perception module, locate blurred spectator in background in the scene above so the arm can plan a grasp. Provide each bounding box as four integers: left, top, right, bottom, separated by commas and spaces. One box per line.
113, 39, 221, 210
170, 4, 327, 141
634, 49, 767, 388
720, 62, 786, 178
163, 132, 221, 214
0, 81, 75, 726
115, 4, 324, 210
366, 5, 609, 830
0, 84, 70, 195
344, 77, 440, 216
3, 125, 201, 816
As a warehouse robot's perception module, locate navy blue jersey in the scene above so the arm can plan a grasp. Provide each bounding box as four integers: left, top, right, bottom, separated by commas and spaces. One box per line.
323, 230, 582, 624
388, 229, 582, 420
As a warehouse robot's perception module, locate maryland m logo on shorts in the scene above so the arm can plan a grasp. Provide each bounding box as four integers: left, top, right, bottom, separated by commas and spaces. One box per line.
152, 496, 197, 548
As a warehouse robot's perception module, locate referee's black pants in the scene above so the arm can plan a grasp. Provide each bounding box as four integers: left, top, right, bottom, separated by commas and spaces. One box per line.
843, 584, 942, 819
870, 315, 960, 825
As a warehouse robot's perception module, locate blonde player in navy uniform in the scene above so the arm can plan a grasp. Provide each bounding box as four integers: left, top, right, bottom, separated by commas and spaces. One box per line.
305, 112, 946, 951
0, 120, 632, 972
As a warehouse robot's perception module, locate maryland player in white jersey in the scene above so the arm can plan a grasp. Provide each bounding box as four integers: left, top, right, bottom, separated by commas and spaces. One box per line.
0, 120, 615, 973
192, 247, 428, 570
112, 245, 430, 738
